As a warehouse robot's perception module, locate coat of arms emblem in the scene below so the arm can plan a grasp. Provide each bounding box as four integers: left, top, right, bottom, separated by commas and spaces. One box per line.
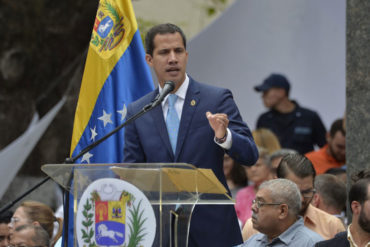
90, 0, 130, 59
76, 178, 156, 246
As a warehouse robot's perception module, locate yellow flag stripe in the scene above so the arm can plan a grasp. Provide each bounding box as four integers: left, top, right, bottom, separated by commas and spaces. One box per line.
70, 0, 138, 155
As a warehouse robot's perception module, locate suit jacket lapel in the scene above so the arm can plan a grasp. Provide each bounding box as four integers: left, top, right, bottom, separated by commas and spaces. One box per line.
149, 89, 174, 159
175, 80, 200, 161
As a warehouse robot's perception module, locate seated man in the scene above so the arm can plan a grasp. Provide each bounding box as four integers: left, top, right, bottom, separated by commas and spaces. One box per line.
325, 167, 347, 184
268, 148, 297, 177
236, 179, 323, 246
315, 170, 370, 247
242, 153, 345, 240
9, 224, 49, 247
306, 118, 346, 174
312, 174, 347, 225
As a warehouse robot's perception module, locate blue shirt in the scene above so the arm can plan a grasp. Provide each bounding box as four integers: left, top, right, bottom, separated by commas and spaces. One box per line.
236, 217, 323, 247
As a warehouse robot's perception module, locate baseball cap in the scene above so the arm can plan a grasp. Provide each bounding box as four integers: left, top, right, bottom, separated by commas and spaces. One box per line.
254, 73, 290, 93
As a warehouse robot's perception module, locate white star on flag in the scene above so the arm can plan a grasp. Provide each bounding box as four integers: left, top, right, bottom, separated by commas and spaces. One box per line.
81, 152, 93, 164
90, 126, 98, 141
98, 110, 113, 127
117, 104, 127, 121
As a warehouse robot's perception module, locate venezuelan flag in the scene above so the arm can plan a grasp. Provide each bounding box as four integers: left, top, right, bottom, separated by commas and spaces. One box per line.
70, 0, 153, 163
64, 0, 153, 245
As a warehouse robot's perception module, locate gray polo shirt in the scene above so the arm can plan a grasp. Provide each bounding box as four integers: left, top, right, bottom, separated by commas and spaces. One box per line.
236, 217, 323, 247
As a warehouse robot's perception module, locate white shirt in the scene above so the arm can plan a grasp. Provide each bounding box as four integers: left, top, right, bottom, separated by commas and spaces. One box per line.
347, 224, 370, 247
158, 74, 232, 149
160, 75, 189, 121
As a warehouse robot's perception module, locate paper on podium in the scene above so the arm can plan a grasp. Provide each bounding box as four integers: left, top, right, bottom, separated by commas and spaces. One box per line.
111, 166, 227, 194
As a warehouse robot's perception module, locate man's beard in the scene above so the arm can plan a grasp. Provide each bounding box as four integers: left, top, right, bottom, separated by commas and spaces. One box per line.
300, 198, 312, 216
359, 207, 370, 233
328, 144, 345, 163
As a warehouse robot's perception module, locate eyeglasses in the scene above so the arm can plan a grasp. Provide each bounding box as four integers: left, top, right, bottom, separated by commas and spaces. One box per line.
9, 217, 20, 227
301, 188, 316, 199
252, 199, 282, 209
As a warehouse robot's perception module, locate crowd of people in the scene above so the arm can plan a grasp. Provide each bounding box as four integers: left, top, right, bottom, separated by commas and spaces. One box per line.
227, 72, 368, 246
0, 201, 62, 247
227, 139, 369, 247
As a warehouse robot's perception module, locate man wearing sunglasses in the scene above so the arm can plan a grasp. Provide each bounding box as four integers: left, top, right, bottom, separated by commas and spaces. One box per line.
236, 179, 323, 246
242, 153, 345, 240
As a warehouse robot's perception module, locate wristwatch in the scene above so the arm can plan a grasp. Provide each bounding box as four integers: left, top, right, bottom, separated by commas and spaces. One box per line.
215, 131, 228, 144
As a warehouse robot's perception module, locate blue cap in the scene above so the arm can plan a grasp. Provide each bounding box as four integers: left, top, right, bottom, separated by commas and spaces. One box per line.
254, 74, 290, 93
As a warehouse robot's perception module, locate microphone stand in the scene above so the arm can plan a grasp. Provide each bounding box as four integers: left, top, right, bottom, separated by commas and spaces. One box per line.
0, 98, 161, 215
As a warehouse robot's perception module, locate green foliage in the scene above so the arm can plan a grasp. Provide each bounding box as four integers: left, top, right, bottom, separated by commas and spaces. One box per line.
137, 18, 159, 47
102, 0, 121, 23
81, 198, 96, 246
135, 0, 229, 48
91, 35, 100, 47
205, 0, 229, 17
127, 200, 148, 247
207, 7, 216, 16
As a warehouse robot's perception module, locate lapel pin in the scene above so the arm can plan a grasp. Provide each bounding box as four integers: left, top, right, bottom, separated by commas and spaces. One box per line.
190, 100, 196, 106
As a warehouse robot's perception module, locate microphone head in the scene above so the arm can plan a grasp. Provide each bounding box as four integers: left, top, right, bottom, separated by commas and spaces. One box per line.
164, 81, 176, 92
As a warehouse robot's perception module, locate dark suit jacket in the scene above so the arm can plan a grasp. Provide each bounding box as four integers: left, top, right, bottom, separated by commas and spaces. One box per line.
123, 78, 258, 247
315, 231, 350, 247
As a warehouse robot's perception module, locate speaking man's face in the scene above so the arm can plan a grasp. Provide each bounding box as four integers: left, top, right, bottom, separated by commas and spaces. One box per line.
146, 32, 188, 90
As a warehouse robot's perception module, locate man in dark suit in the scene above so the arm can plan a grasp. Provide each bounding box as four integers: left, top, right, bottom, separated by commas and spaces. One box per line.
123, 23, 258, 247
315, 171, 370, 247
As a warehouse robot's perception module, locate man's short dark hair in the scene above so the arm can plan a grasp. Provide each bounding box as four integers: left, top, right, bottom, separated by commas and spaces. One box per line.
0, 210, 12, 224
349, 169, 370, 211
329, 118, 345, 137
315, 174, 347, 211
349, 178, 370, 212
325, 167, 346, 176
145, 23, 187, 56
277, 153, 316, 179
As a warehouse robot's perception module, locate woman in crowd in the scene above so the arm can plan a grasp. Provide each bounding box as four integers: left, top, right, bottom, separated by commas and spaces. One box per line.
223, 154, 248, 198
8, 200, 63, 247
235, 147, 272, 226
252, 128, 281, 154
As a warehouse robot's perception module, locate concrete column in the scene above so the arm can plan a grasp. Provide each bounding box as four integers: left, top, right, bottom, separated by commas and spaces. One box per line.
346, 0, 370, 220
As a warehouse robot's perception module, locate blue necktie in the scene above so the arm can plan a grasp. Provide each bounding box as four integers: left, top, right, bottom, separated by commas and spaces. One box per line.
166, 94, 180, 154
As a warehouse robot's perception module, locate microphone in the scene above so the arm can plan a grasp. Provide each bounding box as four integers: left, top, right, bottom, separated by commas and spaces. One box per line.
151, 81, 176, 107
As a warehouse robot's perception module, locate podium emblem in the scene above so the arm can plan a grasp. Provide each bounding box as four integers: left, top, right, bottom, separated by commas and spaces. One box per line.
94, 192, 131, 245
76, 178, 156, 246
